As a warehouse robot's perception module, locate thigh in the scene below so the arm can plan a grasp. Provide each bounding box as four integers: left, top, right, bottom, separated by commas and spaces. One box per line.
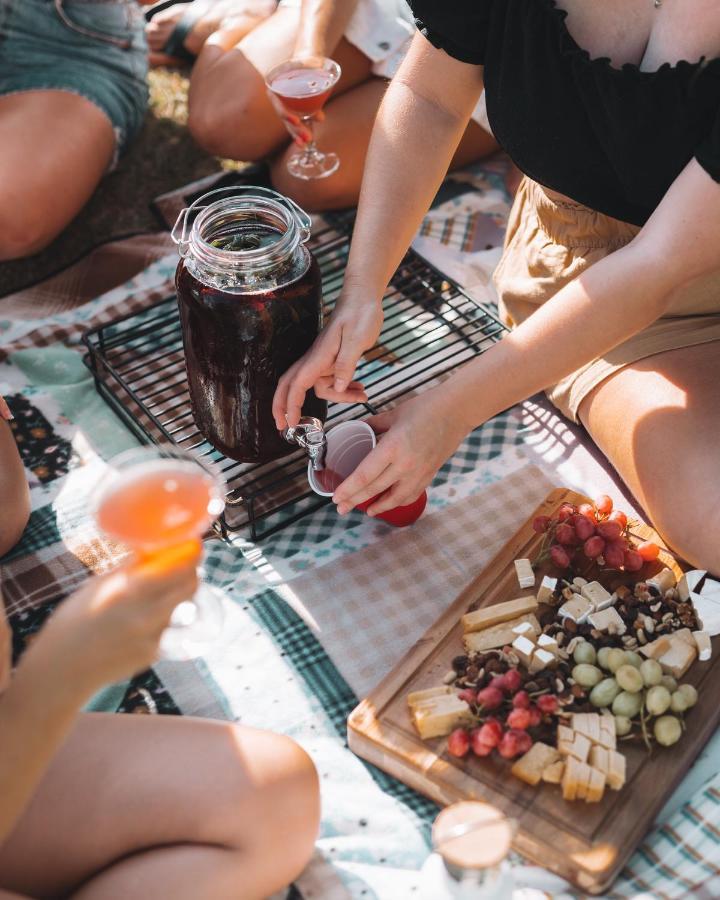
0, 91, 114, 257
0, 713, 303, 898
577, 340, 720, 568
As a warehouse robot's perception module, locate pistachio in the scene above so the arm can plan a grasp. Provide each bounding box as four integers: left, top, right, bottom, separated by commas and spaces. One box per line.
443, 670, 457, 684
637, 628, 647, 645
662, 612, 674, 623
643, 615, 655, 634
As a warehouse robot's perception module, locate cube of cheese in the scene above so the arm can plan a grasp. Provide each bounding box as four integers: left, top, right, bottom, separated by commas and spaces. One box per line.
558, 595, 593, 623
511, 742, 561, 786
514, 558, 535, 589
640, 635, 673, 660
658, 638, 697, 679
463, 614, 540, 653
647, 567, 677, 594
587, 606, 627, 635
557, 724, 574, 745
536, 575, 558, 604
462, 596, 539, 634
536, 633, 560, 656
693, 630, 712, 661
586, 767, 607, 803
542, 760, 565, 784
529, 648, 557, 674
589, 745, 609, 775
512, 635, 537, 667
581, 581, 612, 610
512, 620, 537, 638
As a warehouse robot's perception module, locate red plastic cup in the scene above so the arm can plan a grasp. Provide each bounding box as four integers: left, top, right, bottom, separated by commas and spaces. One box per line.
307, 421, 427, 527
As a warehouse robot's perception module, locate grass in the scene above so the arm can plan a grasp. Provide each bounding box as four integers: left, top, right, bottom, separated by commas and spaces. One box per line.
1, 67, 229, 297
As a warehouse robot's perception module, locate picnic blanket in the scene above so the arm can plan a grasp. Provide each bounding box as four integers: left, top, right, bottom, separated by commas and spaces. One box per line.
2, 158, 720, 900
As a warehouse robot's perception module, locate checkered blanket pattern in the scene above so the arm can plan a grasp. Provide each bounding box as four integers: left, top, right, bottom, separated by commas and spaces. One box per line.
3, 160, 720, 899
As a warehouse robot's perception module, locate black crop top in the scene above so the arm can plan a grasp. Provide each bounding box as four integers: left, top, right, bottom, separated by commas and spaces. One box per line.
409, 0, 720, 226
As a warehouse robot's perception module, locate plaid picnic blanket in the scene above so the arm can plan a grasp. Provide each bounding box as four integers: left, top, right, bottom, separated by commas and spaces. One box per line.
3, 159, 720, 900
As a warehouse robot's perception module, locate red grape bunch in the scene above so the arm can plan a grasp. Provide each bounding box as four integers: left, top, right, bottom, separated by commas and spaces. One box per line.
532, 495, 660, 572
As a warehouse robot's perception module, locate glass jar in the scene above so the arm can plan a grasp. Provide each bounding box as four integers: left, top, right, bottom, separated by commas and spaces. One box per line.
172, 186, 326, 463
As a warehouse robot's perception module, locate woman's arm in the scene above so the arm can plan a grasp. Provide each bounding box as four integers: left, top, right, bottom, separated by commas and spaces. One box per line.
333, 158, 720, 515
294, 0, 359, 58
0, 546, 199, 844
273, 32, 484, 425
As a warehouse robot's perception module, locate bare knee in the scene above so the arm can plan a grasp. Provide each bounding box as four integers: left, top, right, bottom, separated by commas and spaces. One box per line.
0, 208, 56, 260
651, 489, 720, 575
189, 75, 281, 161
270, 159, 352, 212
220, 726, 319, 885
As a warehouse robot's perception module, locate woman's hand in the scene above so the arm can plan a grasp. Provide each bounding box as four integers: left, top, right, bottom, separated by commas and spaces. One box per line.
32, 542, 201, 698
332, 388, 471, 516
273, 300, 383, 428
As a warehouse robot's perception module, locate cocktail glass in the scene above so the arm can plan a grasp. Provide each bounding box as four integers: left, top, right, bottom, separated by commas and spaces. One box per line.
91, 446, 226, 658
266, 56, 341, 180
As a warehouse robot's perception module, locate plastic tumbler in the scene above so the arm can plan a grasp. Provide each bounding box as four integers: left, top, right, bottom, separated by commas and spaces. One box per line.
307, 421, 427, 527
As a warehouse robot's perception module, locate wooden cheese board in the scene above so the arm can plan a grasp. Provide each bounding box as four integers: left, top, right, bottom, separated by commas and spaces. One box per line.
347, 487, 718, 895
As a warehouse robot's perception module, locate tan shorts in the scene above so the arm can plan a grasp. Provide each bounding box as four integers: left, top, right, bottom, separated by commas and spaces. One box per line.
492, 177, 720, 422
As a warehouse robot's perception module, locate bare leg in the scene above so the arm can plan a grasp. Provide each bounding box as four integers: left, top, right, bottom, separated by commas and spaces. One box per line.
271, 78, 499, 210
188, 5, 373, 160
0, 92, 115, 260
578, 340, 720, 572
0, 714, 319, 900
146, 0, 275, 67
0, 420, 30, 557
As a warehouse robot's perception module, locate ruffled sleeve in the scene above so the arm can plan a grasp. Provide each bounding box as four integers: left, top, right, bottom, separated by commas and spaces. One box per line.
696, 107, 720, 182
408, 0, 491, 66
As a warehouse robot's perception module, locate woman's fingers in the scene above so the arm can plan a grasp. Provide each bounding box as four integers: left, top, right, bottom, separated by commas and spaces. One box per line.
333, 442, 395, 514
0, 396, 13, 421
313, 376, 367, 404
365, 481, 421, 517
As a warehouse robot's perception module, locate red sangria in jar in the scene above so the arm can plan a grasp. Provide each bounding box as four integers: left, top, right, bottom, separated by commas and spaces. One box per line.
172, 187, 326, 463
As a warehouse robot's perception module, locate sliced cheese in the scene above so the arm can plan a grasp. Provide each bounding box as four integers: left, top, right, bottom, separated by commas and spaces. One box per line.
690, 592, 720, 637
462, 596, 539, 634
511, 742, 560, 786
558, 731, 591, 764
572, 712, 601, 745
463, 614, 540, 654
606, 750, 626, 791
586, 767, 606, 803
597, 716, 617, 752
693, 630, 712, 661
512, 620, 537, 638
580, 581, 612, 610
587, 606, 627, 635
411, 696, 474, 740
640, 635, 673, 660
542, 760, 565, 784
537, 575, 558, 604
589, 745, 609, 775
514, 558, 535, 589
407, 686, 452, 707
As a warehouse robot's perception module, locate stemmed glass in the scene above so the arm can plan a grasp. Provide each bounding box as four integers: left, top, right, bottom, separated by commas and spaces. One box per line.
91, 445, 226, 659
266, 56, 341, 180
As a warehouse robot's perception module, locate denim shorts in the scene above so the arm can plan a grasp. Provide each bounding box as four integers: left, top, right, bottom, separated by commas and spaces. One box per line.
0, 0, 148, 159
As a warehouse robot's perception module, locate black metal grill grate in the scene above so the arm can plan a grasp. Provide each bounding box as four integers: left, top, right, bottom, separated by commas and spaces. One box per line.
82, 211, 507, 540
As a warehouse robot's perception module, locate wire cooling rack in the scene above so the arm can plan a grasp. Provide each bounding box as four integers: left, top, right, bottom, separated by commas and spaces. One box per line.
82, 210, 507, 540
